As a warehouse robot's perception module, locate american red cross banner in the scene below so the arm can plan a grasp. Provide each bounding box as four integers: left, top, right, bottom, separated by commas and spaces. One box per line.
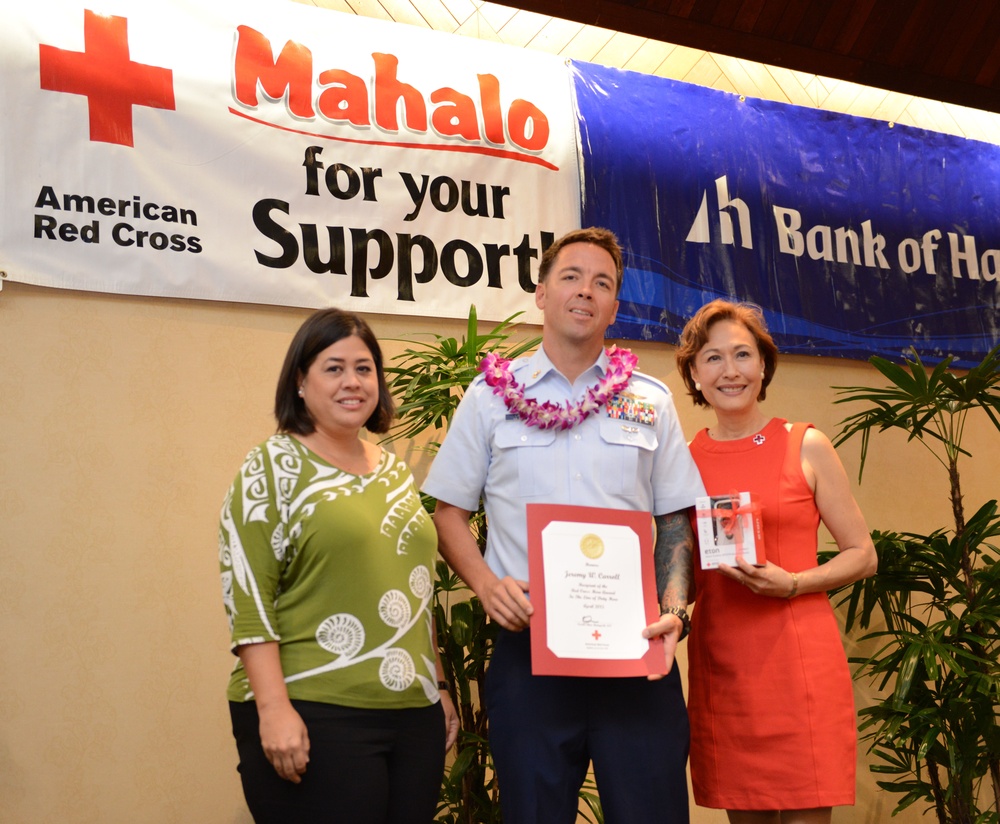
0, 0, 581, 323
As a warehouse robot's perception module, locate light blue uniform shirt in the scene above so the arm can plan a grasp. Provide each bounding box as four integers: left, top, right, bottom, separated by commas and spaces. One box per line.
423, 347, 706, 582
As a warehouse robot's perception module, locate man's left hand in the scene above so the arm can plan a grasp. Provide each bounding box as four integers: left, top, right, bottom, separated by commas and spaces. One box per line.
641, 613, 683, 680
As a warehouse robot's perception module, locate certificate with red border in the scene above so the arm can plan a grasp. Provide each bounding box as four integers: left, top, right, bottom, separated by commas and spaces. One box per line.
526, 503, 667, 678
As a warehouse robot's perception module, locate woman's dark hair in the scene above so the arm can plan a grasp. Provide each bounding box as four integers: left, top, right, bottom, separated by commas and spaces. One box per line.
275, 308, 395, 435
674, 299, 779, 407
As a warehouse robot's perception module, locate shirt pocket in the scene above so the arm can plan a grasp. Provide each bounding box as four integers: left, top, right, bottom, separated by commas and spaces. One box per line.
494, 421, 557, 497
597, 416, 658, 497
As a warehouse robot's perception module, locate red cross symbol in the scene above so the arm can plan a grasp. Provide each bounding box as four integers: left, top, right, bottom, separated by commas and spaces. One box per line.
591, 630, 601, 640
39, 10, 175, 147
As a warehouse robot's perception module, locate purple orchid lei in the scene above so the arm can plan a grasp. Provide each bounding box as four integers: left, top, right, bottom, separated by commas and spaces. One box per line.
478, 345, 639, 430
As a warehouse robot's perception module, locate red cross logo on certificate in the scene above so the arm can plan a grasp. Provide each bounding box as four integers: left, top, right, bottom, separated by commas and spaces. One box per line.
591, 630, 602, 640
38, 10, 175, 147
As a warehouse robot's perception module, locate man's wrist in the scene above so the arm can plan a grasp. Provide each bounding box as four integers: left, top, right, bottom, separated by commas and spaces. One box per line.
660, 606, 690, 641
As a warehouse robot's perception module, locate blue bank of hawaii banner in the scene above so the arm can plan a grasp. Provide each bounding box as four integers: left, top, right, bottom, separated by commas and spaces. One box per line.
573, 63, 1000, 367
1, 1, 998, 365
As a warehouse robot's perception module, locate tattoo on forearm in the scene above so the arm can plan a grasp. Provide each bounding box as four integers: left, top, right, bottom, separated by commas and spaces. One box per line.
654, 510, 694, 610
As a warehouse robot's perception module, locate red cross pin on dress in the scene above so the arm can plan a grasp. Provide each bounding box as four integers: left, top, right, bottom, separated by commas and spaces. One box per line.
38, 10, 175, 147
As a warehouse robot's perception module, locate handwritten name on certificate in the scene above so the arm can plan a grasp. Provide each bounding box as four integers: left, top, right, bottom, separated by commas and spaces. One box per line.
526, 504, 666, 678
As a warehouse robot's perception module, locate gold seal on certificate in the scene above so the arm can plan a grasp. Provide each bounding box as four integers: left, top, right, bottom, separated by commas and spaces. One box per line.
526, 503, 667, 678
580, 533, 605, 559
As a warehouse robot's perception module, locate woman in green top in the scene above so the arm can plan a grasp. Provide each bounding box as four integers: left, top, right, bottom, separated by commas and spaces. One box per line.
220, 308, 458, 823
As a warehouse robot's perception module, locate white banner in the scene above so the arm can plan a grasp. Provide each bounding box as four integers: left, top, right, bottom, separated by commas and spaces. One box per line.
0, 0, 581, 323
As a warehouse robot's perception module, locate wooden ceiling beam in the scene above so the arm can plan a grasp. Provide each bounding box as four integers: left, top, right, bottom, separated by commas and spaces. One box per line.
490, 0, 1000, 112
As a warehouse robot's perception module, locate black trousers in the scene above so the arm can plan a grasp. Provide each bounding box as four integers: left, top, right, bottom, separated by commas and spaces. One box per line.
230, 699, 445, 824
486, 628, 690, 824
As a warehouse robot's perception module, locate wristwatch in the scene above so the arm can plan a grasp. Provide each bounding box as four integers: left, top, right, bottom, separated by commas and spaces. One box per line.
660, 606, 691, 641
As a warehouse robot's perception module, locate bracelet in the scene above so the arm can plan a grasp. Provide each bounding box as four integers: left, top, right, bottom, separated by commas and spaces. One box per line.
787, 572, 799, 599
437, 680, 449, 691
660, 606, 691, 641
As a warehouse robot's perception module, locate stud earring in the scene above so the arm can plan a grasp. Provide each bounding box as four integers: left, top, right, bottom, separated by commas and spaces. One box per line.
297, 387, 304, 397
695, 382, 702, 392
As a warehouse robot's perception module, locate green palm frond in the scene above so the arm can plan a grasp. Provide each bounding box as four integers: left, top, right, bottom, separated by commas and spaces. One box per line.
830, 343, 1000, 823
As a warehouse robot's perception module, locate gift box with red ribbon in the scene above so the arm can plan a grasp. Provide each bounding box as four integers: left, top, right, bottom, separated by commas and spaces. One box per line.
694, 492, 766, 570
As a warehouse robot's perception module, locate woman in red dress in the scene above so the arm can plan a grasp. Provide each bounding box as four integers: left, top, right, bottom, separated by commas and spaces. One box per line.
675, 299, 877, 824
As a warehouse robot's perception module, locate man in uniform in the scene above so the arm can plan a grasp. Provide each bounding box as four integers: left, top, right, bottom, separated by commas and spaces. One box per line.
423, 227, 704, 823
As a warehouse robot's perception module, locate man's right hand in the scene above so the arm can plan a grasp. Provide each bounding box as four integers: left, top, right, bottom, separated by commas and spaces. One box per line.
481, 575, 533, 630
433, 502, 533, 631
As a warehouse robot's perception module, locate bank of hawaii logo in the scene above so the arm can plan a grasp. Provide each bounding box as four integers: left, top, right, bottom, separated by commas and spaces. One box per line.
38, 9, 175, 147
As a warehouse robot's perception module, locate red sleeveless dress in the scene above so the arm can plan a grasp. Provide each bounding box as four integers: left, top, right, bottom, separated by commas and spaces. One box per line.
687, 418, 856, 810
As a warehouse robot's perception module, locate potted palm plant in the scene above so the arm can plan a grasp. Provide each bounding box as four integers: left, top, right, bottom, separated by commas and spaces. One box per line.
830, 344, 1000, 824
382, 306, 538, 824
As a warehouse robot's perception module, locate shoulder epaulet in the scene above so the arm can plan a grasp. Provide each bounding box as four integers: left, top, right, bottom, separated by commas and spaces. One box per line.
629, 369, 669, 393
506, 355, 535, 373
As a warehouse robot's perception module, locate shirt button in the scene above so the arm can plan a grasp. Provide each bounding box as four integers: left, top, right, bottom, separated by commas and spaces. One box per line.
574, 473, 582, 480
574, 433, 581, 441
520, 435, 527, 442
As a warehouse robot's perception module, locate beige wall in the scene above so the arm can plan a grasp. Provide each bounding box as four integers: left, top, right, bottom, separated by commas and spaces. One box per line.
4, 277, 994, 821
4, 2, 997, 821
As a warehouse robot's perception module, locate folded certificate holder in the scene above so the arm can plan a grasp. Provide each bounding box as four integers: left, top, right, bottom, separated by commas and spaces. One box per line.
526, 503, 668, 678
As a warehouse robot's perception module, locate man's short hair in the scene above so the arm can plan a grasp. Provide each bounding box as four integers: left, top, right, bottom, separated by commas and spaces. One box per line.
538, 227, 624, 295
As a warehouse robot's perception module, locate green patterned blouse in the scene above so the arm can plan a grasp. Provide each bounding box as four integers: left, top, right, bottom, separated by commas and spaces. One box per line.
219, 434, 440, 709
